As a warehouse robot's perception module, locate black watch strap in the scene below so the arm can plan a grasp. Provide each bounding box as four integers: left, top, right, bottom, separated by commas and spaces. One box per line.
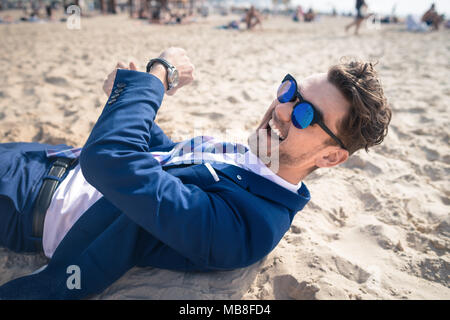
146, 58, 173, 73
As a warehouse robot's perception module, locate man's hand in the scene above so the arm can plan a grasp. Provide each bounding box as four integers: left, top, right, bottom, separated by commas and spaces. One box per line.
102, 61, 137, 97
102, 47, 194, 97
150, 47, 195, 96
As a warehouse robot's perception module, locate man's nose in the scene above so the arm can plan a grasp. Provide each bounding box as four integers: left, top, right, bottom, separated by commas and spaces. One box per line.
274, 102, 295, 123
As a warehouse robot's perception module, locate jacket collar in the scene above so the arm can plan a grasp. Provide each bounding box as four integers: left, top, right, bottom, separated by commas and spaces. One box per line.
211, 163, 310, 212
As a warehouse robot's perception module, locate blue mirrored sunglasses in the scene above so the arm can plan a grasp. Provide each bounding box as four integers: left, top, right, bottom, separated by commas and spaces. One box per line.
277, 74, 347, 150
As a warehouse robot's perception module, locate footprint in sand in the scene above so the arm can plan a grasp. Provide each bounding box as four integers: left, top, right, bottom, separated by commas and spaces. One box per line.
32, 123, 70, 145
421, 164, 445, 181
419, 115, 433, 123
406, 256, 450, 287
341, 154, 381, 176
289, 225, 303, 234
439, 195, 450, 206
443, 154, 450, 165
326, 207, 348, 227
359, 192, 383, 212
227, 96, 239, 104
421, 146, 440, 162
45, 76, 69, 86
411, 128, 428, 136
54, 93, 71, 101
435, 218, 450, 237
189, 111, 224, 120
331, 255, 371, 284
242, 90, 252, 101
22, 85, 35, 96
390, 124, 412, 141
360, 224, 400, 251
272, 274, 320, 300
63, 109, 78, 118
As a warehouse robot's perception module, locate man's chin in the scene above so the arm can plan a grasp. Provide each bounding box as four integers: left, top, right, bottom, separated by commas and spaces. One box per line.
247, 130, 279, 163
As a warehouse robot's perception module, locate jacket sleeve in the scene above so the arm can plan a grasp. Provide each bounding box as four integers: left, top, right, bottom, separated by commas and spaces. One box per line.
79, 69, 241, 268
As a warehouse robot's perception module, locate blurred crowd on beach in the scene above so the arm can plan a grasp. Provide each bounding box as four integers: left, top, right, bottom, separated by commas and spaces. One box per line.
0, 0, 449, 33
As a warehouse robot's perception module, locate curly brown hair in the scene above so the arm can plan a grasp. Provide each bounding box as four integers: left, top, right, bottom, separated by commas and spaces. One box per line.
327, 59, 392, 155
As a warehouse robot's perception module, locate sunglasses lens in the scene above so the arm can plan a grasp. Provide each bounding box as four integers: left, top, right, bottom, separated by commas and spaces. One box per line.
277, 80, 296, 103
292, 103, 314, 129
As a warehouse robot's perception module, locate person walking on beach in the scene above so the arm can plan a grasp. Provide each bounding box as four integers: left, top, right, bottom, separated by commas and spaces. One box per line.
345, 0, 374, 35
245, 5, 262, 30
0, 48, 391, 299
293, 5, 304, 22
421, 3, 444, 30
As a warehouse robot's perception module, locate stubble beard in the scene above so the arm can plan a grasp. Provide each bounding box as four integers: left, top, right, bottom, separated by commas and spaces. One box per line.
248, 128, 314, 173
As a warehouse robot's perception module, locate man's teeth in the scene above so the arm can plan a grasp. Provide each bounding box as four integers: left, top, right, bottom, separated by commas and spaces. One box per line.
269, 119, 285, 140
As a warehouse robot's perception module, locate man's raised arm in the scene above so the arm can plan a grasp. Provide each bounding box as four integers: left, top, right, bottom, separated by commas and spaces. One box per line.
79, 48, 279, 270
80, 48, 257, 270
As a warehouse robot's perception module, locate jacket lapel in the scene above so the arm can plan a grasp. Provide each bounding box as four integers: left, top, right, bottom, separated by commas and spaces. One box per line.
211, 163, 310, 212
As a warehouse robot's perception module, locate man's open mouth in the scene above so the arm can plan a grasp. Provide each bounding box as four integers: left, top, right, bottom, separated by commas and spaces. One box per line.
267, 118, 286, 142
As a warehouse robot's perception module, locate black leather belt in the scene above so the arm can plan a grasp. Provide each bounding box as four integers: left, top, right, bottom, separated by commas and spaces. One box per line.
32, 157, 77, 251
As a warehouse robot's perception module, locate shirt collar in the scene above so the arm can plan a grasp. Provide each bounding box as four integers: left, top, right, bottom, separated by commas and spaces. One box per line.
237, 149, 303, 194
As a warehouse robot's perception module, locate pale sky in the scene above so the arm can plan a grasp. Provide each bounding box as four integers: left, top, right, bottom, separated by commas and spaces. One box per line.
292, 0, 450, 17
234, 0, 450, 17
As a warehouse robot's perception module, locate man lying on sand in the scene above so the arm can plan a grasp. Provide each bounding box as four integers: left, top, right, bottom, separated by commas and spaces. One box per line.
0, 48, 391, 299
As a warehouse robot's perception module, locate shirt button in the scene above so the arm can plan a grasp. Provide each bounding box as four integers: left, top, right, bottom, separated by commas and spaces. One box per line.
116, 83, 126, 88
236, 175, 242, 180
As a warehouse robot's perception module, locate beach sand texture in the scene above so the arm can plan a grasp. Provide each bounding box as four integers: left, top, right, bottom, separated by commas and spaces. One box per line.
0, 13, 449, 299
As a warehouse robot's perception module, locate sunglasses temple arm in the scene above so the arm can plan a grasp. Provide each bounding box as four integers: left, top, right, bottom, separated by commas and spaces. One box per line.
317, 122, 347, 150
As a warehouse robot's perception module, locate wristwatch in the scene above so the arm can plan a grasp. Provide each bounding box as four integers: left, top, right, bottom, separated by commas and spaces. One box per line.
146, 58, 179, 91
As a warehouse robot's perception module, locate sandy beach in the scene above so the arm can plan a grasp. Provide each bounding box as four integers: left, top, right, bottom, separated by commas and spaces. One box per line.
0, 12, 449, 299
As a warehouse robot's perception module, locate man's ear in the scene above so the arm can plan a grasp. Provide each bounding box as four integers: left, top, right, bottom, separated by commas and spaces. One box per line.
315, 147, 349, 168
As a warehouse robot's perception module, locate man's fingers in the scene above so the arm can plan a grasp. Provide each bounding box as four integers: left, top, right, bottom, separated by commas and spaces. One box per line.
166, 88, 177, 96
129, 61, 137, 71
116, 62, 126, 69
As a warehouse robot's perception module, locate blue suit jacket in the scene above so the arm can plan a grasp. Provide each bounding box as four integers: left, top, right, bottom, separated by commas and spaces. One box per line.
0, 70, 310, 299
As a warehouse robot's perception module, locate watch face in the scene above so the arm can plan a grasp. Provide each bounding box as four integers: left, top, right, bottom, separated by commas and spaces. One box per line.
169, 69, 179, 88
